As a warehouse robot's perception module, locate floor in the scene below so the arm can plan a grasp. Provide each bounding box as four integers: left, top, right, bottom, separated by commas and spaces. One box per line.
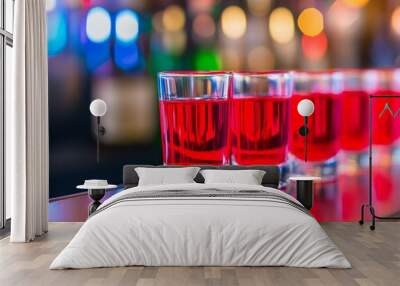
1, 222, 399, 286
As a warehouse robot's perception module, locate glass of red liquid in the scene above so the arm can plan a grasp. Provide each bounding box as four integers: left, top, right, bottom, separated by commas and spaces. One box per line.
158, 71, 231, 165
231, 71, 292, 165
368, 69, 400, 146
339, 69, 371, 152
289, 71, 343, 163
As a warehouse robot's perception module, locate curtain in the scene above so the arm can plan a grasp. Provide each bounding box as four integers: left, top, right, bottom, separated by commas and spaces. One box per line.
7, 0, 49, 242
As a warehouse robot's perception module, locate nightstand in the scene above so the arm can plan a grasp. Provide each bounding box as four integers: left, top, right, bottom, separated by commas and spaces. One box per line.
77, 180, 117, 215
289, 176, 321, 210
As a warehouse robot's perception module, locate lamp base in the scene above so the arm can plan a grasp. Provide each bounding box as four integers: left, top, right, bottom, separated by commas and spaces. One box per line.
298, 126, 309, 136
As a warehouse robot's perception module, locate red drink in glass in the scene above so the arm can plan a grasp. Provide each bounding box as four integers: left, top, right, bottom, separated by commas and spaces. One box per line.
339, 70, 370, 151
231, 72, 292, 165
371, 90, 400, 145
290, 92, 341, 161
367, 69, 400, 145
231, 96, 289, 164
289, 72, 342, 162
159, 98, 230, 165
158, 71, 231, 165
340, 90, 369, 150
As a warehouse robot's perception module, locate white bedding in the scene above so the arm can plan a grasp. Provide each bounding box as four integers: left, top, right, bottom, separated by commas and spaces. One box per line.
50, 183, 351, 269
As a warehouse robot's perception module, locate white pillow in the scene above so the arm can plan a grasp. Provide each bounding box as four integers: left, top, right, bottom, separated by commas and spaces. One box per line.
200, 169, 266, 185
135, 167, 200, 186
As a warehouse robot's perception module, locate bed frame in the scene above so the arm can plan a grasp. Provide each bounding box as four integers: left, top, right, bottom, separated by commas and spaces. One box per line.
123, 165, 281, 189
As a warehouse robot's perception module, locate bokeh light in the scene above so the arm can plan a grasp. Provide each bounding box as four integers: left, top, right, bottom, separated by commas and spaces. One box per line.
301, 32, 328, 61
246, 0, 271, 17
297, 8, 324, 37
328, 0, 361, 32
341, 0, 369, 8
193, 13, 216, 39
247, 45, 274, 70
86, 7, 111, 43
188, 0, 215, 13
162, 5, 186, 32
152, 11, 164, 33
269, 7, 295, 44
116, 10, 139, 44
391, 6, 400, 36
221, 6, 247, 39
47, 11, 67, 56
114, 42, 140, 71
222, 48, 242, 70
194, 49, 222, 70
162, 31, 187, 55
46, 0, 56, 12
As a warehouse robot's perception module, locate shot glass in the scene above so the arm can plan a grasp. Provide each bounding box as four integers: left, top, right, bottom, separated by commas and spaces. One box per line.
289, 71, 343, 178
231, 71, 292, 165
338, 69, 371, 152
158, 71, 231, 165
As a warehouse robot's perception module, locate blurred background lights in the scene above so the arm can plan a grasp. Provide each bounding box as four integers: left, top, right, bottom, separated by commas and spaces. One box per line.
116, 10, 139, 43
301, 32, 328, 61
47, 11, 67, 56
114, 43, 139, 70
341, 0, 369, 8
298, 8, 324, 37
391, 6, 400, 36
221, 6, 247, 39
46, 0, 56, 12
247, 45, 274, 70
162, 5, 186, 32
162, 31, 187, 55
152, 11, 164, 33
188, 0, 215, 13
269, 7, 295, 44
194, 49, 221, 70
193, 13, 216, 39
86, 7, 111, 43
328, 0, 361, 32
221, 48, 242, 70
246, 0, 271, 17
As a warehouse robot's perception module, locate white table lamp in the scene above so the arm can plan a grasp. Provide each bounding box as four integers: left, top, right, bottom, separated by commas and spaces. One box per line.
90, 99, 107, 163
297, 99, 315, 162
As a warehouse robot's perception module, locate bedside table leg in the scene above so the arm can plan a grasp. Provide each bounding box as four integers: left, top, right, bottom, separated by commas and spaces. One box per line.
88, 189, 106, 216
296, 180, 314, 210
88, 201, 102, 216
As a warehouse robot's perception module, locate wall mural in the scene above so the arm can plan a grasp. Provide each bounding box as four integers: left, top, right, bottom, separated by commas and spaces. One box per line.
46, 1, 400, 222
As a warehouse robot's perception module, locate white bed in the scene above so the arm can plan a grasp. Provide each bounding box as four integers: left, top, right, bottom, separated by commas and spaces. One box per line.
50, 183, 351, 269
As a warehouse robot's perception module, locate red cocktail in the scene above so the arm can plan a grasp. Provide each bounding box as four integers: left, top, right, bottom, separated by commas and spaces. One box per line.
289, 72, 342, 162
339, 70, 370, 151
369, 70, 400, 145
231, 72, 292, 165
158, 71, 231, 165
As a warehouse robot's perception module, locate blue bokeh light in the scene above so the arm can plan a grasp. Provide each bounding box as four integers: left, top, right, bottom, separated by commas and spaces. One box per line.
115, 10, 139, 44
114, 42, 140, 71
47, 11, 67, 56
85, 41, 111, 71
86, 7, 112, 43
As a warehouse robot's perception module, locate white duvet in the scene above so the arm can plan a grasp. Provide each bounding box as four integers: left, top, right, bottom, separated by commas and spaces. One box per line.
50, 183, 351, 269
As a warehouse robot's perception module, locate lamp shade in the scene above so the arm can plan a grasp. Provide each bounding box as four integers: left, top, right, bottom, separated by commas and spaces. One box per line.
297, 99, 314, 117
90, 99, 107, 117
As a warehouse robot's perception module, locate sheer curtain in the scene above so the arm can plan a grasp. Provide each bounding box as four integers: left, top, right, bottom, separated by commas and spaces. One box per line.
7, 0, 49, 242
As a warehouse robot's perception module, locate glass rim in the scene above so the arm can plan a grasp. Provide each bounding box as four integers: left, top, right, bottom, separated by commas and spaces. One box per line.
335, 68, 365, 74
293, 69, 341, 76
233, 70, 290, 76
159, 70, 230, 78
